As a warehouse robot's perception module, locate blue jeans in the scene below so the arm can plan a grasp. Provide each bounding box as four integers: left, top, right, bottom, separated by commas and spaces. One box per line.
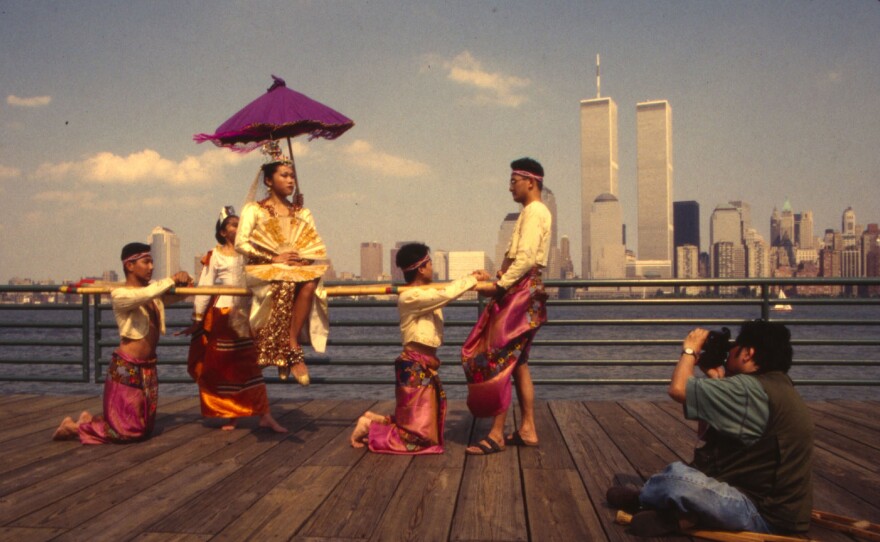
640, 462, 771, 533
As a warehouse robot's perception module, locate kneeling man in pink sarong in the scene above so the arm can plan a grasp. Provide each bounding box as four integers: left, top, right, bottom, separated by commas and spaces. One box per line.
54, 242, 192, 444
462, 157, 551, 456
350, 243, 490, 454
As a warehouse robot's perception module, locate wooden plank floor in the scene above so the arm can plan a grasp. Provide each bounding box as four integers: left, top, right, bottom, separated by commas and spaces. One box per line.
0, 395, 878, 541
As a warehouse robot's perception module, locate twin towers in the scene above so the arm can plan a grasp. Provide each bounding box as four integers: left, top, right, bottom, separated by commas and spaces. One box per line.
580, 60, 673, 280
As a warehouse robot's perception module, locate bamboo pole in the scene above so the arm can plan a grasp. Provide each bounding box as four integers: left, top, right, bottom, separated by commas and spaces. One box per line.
58, 281, 492, 298
614, 510, 816, 542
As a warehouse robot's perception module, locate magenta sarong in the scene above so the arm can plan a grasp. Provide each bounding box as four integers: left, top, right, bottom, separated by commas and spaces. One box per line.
78, 350, 159, 445
461, 269, 546, 417
368, 350, 447, 455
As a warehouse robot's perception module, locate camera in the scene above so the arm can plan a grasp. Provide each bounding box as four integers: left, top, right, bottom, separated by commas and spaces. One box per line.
698, 327, 732, 370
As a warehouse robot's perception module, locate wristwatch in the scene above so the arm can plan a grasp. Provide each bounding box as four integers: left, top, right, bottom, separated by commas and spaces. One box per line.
681, 347, 696, 357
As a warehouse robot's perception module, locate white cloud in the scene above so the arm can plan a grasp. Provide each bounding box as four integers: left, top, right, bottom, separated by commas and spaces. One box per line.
30, 145, 307, 186
34, 189, 208, 212
343, 140, 430, 178
7, 95, 52, 108
0, 164, 21, 179
423, 51, 531, 108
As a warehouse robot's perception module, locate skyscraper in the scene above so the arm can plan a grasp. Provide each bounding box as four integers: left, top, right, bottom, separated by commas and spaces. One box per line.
495, 213, 519, 274
589, 193, 625, 278
448, 251, 488, 280
580, 95, 618, 278
433, 250, 448, 281
795, 210, 814, 250
710, 204, 742, 246
636, 100, 673, 278
842, 206, 856, 236
673, 201, 700, 250
560, 235, 574, 278
543, 186, 561, 279
360, 241, 383, 280
673, 200, 699, 278
149, 226, 180, 279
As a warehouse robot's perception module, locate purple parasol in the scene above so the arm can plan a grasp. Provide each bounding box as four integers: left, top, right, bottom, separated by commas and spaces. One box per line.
194, 75, 354, 153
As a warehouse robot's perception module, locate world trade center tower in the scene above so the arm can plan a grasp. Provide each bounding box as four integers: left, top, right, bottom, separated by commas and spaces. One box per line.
636, 100, 673, 278
580, 96, 618, 278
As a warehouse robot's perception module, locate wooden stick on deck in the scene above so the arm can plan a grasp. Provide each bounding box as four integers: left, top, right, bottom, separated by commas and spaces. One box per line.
811, 510, 880, 542
614, 510, 815, 542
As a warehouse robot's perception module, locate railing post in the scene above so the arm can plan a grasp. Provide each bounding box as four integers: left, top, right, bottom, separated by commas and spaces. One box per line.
760, 283, 770, 321
93, 294, 103, 383
81, 294, 91, 382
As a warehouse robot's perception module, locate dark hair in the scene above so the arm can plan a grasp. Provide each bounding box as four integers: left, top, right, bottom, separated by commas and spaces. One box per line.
510, 157, 544, 191
262, 161, 295, 187
214, 214, 238, 244
396, 243, 430, 283
120, 242, 151, 275
735, 320, 793, 374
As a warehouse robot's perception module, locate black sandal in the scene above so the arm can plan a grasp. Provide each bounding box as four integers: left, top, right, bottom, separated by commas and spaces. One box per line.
466, 436, 506, 455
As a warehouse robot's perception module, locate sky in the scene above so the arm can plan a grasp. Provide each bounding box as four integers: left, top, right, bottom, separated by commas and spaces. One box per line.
1, 1, 878, 282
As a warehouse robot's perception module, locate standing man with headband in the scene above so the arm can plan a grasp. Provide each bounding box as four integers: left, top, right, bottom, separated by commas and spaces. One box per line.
462, 157, 551, 455
54, 242, 192, 443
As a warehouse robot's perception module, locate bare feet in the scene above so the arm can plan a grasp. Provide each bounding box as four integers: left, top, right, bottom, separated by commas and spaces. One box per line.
77, 411, 93, 425
221, 419, 237, 431
52, 417, 79, 441
258, 413, 288, 433
362, 411, 387, 424
350, 415, 373, 448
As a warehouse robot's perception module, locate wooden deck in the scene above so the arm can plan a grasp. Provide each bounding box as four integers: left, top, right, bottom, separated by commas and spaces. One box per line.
0, 395, 878, 541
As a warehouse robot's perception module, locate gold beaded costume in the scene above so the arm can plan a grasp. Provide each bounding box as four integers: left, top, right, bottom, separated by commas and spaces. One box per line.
235, 201, 329, 368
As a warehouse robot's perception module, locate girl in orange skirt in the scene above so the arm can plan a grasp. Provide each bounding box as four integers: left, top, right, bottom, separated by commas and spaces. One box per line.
181, 206, 286, 432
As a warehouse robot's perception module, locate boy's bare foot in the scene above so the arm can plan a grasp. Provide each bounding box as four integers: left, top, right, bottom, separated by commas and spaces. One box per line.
52, 417, 79, 441
258, 413, 288, 433
77, 411, 93, 425
362, 411, 387, 424
221, 419, 237, 431
350, 415, 373, 448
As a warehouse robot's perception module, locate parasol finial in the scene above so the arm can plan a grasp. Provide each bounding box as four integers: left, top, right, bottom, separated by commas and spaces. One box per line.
268, 75, 286, 92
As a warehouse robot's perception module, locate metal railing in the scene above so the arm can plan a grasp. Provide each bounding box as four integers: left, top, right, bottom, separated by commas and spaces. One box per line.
2, 277, 880, 387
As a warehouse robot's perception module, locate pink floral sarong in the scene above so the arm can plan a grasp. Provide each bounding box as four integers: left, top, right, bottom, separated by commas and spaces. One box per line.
461, 268, 546, 417
368, 350, 447, 455
78, 350, 159, 445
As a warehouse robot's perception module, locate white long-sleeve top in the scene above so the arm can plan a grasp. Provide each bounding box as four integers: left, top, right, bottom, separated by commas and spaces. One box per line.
497, 200, 552, 289
192, 248, 246, 320
398, 275, 477, 348
111, 278, 180, 339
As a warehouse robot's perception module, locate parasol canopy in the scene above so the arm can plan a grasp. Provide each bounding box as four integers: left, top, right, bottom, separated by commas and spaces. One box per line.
194, 75, 354, 153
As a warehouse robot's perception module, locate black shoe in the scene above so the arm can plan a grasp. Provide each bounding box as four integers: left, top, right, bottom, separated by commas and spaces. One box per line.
606, 485, 641, 512
628, 510, 678, 537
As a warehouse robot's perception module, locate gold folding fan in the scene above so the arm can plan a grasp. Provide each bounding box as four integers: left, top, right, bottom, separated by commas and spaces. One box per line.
245, 214, 328, 282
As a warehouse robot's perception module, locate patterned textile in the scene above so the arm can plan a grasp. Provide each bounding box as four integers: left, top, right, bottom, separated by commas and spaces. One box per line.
367, 350, 447, 455
461, 268, 546, 417
188, 306, 269, 418
78, 350, 158, 444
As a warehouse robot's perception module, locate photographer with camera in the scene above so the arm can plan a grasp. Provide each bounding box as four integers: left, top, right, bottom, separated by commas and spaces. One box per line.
607, 320, 814, 537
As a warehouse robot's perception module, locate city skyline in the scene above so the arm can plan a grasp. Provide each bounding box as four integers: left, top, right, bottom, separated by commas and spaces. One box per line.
2, 2, 878, 282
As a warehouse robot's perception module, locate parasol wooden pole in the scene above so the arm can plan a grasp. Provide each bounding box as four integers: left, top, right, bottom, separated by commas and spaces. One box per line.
286, 136, 301, 203
58, 281, 492, 298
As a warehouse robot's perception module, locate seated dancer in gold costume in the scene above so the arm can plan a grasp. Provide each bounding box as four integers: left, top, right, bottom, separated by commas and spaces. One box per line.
235, 142, 329, 386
